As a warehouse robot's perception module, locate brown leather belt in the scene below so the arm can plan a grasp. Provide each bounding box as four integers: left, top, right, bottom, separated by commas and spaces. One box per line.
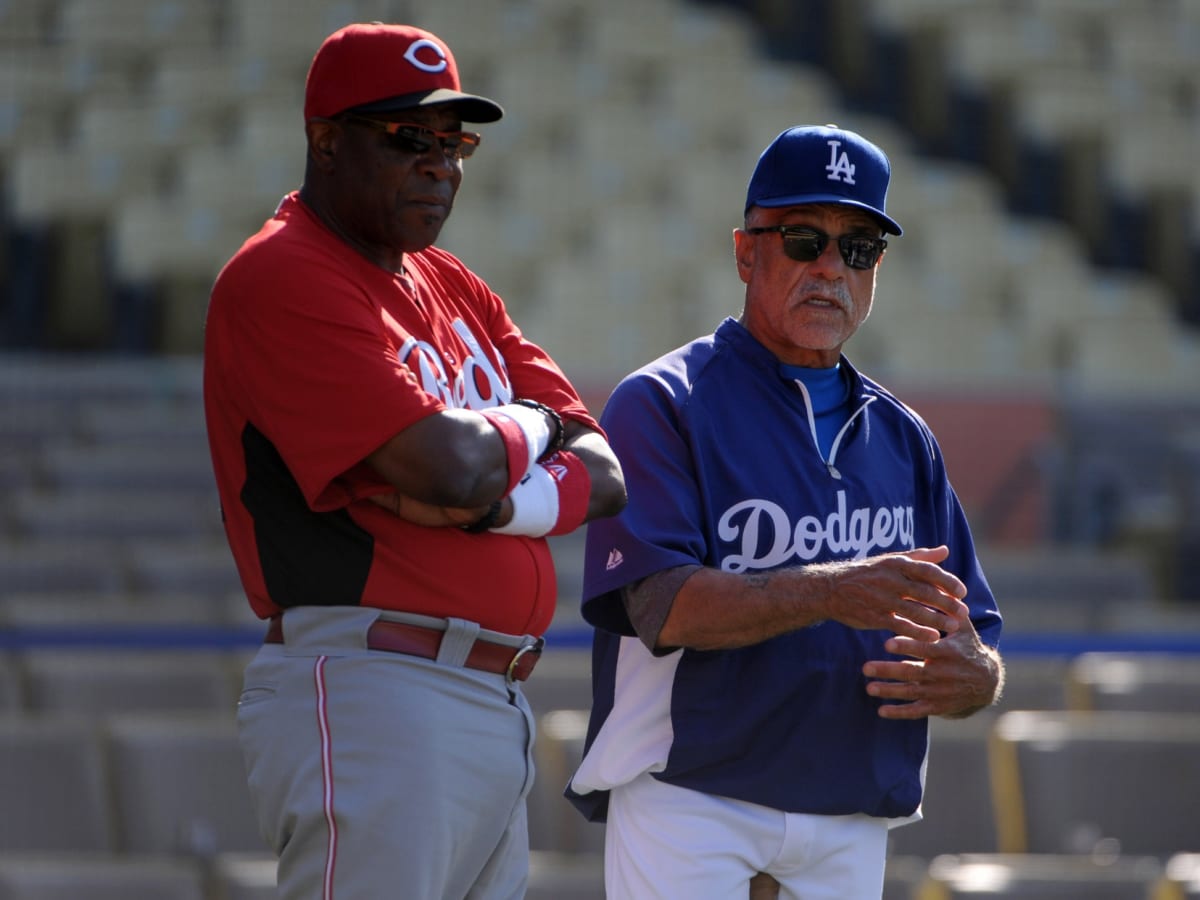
264, 616, 543, 682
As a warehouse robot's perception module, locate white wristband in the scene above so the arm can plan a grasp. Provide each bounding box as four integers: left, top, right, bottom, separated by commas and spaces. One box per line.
490, 465, 559, 537
490, 402, 552, 471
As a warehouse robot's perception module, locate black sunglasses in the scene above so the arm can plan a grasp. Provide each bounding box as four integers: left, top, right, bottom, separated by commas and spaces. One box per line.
342, 115, 481, 160
746, 225, 887, 270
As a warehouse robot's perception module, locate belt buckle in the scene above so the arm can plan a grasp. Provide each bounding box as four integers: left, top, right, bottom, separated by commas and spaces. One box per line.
505, 636, 544, 686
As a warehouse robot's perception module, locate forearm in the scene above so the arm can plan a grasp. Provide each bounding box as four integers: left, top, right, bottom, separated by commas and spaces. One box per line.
656, 566, 830, 651
654, 548, 969, 652
561, 422, 626, 523
367, 400, 563, 508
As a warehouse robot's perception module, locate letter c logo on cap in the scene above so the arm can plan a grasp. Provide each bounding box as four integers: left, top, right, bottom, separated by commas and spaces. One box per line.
404, 38, 448, 73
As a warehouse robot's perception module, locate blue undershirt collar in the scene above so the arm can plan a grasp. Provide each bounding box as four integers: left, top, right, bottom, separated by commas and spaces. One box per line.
779, 362, 851, 459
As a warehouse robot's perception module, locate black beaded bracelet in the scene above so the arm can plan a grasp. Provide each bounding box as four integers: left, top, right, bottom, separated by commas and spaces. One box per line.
512, 398, 565, 458
463, 500, 503, 533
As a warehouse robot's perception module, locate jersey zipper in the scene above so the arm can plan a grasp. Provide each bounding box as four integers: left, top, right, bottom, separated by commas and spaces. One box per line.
791, 379, 876, 480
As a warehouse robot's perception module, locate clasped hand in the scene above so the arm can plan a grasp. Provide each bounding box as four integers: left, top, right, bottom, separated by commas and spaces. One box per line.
836, 545, 1001, 720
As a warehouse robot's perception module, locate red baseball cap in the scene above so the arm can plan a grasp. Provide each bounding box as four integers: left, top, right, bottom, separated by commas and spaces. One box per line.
303, 23, 503, 123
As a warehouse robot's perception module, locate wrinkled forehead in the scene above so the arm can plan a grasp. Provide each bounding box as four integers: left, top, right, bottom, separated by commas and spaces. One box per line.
747, 202, 884, 233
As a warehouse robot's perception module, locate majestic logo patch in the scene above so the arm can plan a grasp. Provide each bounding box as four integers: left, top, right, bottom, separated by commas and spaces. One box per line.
825, 140, 856, 184
606, 548, 624, 571
404, 38, 448, 73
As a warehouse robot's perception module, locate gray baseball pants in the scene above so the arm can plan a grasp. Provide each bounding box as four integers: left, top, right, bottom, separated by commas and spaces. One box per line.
236, 606, 537, 899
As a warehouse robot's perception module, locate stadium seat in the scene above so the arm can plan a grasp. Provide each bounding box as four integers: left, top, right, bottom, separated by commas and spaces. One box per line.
209, 851, 278, 900
994, 655, 1072, 712
0, 715, 114, 852
1066, 652, 1200, 714
919, 852, 1165, 899
885, 855, 930, 900
1158, 853, 1200, 900
148, 47, 298, 118
8, 144, 164, 228
0, 591, 228, 630
0, 540, 126, 594
528, 708, 604, 855
126, 539, 242, 596
0, 853, 206, 900
989, 710, 1200, 856
526, 850, 605, 900
105, 710, 265, 856
10, 487, 218, 541
20, 650, 237, 717
74, 396, 206, 441
39, 441, 214, 493
520, 649, 593, 718
0, 656, 23, 712
977, 547, 1155, 633
888, 715, 998, 859
226, 0, 393, 60
0, 0, 55, 43
109, 193, 261, 285
56, 0, 220, 54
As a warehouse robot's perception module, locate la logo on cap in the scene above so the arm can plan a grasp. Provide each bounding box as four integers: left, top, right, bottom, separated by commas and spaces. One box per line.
825, 140, 856, 185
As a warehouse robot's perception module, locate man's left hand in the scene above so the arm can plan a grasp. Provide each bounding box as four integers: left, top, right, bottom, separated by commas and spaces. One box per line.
861, 601, 1003, 719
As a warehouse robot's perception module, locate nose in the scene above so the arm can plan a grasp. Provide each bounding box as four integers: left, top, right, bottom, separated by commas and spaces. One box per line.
806, 236, 845, 274
417, 149, 460, 180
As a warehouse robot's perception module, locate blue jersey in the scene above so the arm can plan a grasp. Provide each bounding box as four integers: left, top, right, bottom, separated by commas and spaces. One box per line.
567, 318, 1002, 822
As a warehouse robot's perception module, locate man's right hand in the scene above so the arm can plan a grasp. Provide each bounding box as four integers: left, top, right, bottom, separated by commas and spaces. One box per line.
816, 545, 968, 641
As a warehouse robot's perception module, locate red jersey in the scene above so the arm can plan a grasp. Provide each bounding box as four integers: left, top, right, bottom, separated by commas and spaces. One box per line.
204, 193, 599, 635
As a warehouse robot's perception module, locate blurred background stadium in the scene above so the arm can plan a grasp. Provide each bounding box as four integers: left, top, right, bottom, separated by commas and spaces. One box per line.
1, 0, 1199, 897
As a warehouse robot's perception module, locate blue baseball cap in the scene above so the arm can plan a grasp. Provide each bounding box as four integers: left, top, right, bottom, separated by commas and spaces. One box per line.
745, 124, 902, 235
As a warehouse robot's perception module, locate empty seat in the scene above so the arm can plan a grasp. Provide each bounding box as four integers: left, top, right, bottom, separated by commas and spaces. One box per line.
520, 649, 593, 718
1159, 853, 1200, 899
526, 850, 605, 900
0, 656, 22, 712
75, 97, 222, 158
10, 487, 218, 541
209, 851, 277, 900
8, 144, 164, 227
0, 716, 114, 851
884, 855, 929, 900
888, 715, 997, 859
149, 48, 298, 116
0, 591, 229, 631
922, 852, 1164, 899
74, 398, 206, 443
21, 651, 237, 717
0, 0, 55, 44
39, 442, 214, 493
1066, 652, 1200, 713
110, 193, 261, 284
226, 0, 393, 59
0, 853, 205, 900
126, 540, 242, 596
56, 0, 220, 54
105, 711, 265, 855
0, 541, 125, 594
993, 655, 1072, 712
528, 709, 604, 855
990, 710, 1200, 856
978, 547, 1155, 633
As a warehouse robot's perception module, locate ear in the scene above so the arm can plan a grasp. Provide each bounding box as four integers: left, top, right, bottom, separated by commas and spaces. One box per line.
733, 227, 755, 285
305, 118, 340, 173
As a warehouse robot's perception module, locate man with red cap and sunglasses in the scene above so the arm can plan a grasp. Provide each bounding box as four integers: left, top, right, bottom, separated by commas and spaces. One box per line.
203, 22, 625, 899
566, 125, 1005, 898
